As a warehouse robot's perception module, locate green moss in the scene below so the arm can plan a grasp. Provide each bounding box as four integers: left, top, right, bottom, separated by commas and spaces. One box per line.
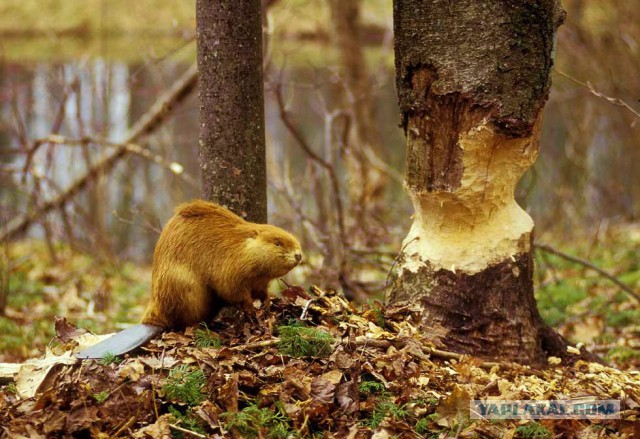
619, 269, 640, 286
365, 400, 408, 429
92, 391, 109, 403
162, 365, 206, 406
606, 346, 640, 363
0, 326, 24, 353
359, 379, 386, 395
414, 417, 431, 435
221, 404, 294, 439
515, 422, 552, 439
277, 320, 334, 358
3, 383, 17, 395
74, 318, 101, 335
0, 316, 55, 355
606, 309, 640, 328
535, 280, 589, 326
7, 272, 45, 309
0, 241, 151, 361
112, 280, 149, 324
100, 353, 122, 366
194, 323, 221, 348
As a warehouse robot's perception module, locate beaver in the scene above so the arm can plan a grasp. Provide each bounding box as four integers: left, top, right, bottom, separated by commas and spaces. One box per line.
142, 200, 302, 328
76, 200, 302, 359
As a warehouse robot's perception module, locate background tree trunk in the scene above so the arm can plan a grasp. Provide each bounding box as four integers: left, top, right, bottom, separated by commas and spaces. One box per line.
390, 0, 567, 366
328, 0, 393, 248
196, 0, 267, 222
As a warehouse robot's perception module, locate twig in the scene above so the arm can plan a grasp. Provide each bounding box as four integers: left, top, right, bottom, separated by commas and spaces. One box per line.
352, 337, 523, 371
229, 339, 280, 351
274, 82, 346, 241
300, 299, 313, 320
28, 135, 198, 189
229, 334, 521, 372
273, 81, 349, 278
111, 209, 162, 236
1, 64, 198, 242
169, 424, 206, 438
112, 415, 136, 437
0, 165, 22, 174
129, 36, 195, 84
9, 87, 28, 153
555, 69, 640, 120
535, 242, 640, 303
149, 357, 160, 421
267, 151, 326, 252
383, 237, 419, 303
454, 419, 463, 439
22, 73, 79, 182
331, 75, 404, 185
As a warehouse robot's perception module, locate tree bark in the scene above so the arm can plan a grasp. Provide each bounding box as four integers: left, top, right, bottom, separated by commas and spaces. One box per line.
390, 0, 568, 366
196, 0, 267, 222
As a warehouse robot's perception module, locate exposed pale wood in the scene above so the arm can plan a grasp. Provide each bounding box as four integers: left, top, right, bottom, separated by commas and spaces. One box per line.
0, 363, 21, 383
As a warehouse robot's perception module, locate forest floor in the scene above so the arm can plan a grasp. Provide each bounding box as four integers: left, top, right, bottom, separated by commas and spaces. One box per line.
0, 287, 638, 438
0, 227, 639, 437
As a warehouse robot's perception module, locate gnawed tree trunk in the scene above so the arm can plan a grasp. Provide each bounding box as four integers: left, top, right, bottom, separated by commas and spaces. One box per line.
390, 0, 568, 366
196, 0, 267, 222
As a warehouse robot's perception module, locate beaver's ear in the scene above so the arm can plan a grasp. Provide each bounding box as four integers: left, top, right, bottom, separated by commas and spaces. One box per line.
249, 229, 259, 238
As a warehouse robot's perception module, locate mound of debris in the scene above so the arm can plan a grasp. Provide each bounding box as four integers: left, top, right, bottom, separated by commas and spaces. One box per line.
1, 286, 638, 438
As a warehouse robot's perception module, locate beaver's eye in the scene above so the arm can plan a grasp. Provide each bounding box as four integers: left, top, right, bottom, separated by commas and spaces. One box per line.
274, 240, 282, 247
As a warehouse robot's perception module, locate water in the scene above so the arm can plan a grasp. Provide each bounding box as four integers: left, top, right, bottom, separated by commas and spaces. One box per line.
1, 59, 202, 259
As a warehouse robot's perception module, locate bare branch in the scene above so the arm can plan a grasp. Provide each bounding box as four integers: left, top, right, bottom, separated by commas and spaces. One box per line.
29, 135, 198, 189
555, 69, 640, 121
273, 81, 348, 275
1, 64, 198, 242
168, 424, 206, 439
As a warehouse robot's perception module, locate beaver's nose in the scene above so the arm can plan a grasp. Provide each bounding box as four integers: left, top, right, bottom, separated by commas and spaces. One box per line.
295, 253, 302, 262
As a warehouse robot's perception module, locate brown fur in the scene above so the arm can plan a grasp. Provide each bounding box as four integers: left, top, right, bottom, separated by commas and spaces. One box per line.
142, 200, 302, 328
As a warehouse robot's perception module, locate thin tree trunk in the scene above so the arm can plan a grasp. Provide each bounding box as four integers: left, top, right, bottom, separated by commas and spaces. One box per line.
196, 0, 267, 222
390, 0, 570, 366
